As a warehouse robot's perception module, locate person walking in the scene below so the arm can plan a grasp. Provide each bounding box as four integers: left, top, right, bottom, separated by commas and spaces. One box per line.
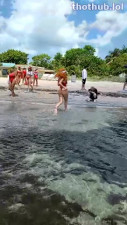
54, 68, 68, 114
82, 68, 87, 90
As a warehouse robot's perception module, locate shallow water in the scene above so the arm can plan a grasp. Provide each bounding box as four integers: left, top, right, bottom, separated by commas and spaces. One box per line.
0, 93, 127, 225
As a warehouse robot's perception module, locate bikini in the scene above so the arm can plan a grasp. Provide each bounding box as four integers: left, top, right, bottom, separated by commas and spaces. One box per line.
58, 79, 67, 90
34, 71, 38, 79
9, 72, 15, 83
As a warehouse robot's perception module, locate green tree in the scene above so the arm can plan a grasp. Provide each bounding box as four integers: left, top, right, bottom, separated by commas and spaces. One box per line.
64, 48, 83, 67
83, 45, 95, 56
64, 45, 96, 68
105, 48, 122, 63
51, 52, 65, 70
0, 49, 28, 64
31, 54, 52, 69
66, 65, 82, 77
109, 53, 127, 76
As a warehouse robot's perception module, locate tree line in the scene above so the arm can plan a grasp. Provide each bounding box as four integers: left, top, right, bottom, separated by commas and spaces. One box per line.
0, 46, 127, 77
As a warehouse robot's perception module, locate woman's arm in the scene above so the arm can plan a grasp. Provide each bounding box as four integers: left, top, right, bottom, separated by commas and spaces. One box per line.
58, 78, 67, 90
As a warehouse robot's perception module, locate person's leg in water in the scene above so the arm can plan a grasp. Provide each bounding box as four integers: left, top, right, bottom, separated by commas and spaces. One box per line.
33, 77, 35, 86
30, 77, 33, 91
27, 76, 33, 91
36, 78, 38, 86
9, 80, 17, 96
27, 77, 30, 91
62, 89, 68, 111
54, 90, 63, 114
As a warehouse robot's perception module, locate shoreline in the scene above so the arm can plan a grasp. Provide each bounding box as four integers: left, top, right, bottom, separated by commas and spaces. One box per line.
0, 77, 127, 98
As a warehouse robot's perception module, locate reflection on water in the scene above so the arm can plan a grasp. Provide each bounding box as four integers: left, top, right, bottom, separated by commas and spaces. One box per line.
0, 95, 127, 225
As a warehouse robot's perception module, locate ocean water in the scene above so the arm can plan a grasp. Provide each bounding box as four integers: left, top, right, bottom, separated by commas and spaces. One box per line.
0, 94, 127, 225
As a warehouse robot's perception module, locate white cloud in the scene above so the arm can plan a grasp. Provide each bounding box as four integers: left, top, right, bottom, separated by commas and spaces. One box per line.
94, 47, 99, 56
0, 0, 127, 59
0, 0, 89, 57
89, 11, 127, 46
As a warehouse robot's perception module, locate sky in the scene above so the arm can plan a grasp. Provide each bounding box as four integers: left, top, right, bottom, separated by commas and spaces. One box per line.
0, 0, 127, 61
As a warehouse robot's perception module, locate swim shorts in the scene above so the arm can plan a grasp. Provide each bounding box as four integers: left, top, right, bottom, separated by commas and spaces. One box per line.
82, 78, 86, 84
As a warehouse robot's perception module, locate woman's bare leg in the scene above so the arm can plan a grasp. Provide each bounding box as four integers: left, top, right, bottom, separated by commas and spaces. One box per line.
54, 92, 63, 114
30, 78, 33, 91
33, 78, 35, 86
62, 90, 68, 111
11, 80, 16, 96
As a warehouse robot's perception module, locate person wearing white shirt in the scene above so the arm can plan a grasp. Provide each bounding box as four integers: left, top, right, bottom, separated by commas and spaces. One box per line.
82, 68, 87, 90
26, 66, 33, 92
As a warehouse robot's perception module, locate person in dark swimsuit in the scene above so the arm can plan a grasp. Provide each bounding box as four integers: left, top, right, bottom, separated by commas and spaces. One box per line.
88, 87, 100, 102
54, 68, 68, 114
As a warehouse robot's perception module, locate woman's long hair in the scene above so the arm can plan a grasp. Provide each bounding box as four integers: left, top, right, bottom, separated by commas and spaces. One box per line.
55, 68, 67, 81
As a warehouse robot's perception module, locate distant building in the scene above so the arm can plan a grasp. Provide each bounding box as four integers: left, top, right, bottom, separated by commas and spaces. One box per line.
0, 63, 15, 76
0, 63, 54, 78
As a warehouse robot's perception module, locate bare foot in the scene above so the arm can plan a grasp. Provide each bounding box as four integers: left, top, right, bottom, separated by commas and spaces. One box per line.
12, 93, 18, 97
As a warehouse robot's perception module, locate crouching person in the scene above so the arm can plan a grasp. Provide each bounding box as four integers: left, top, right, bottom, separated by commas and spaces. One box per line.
87, 87, 100, 102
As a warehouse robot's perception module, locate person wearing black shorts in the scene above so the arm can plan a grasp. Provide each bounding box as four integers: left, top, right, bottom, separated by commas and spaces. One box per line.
82, 68, 87, 89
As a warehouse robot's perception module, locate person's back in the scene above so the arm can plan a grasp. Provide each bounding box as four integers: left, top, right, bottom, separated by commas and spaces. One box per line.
82, 69, 87, 79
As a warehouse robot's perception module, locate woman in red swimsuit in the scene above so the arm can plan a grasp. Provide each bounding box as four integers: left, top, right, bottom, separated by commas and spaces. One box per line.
22, 68, 26, 84
17, 66, 23, 85
33, 69, 38, 86
8, 68, 18, 96
54, 68, 68, 114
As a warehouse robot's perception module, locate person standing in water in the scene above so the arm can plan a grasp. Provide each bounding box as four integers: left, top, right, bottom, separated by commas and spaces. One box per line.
54, 68, 68, 114
33, 68, 39, 86
22, 68, 27, 84
8, 68, 18, 97
26, 66, 33, 92
82, 68, 87, 90
17, 66, 23, 85
123, 65, 127, 90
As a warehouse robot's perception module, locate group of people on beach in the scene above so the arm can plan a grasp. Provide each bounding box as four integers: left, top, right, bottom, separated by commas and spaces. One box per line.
8, 66, 69, 114
8, 66, 127, 114
8, 66, 39, 96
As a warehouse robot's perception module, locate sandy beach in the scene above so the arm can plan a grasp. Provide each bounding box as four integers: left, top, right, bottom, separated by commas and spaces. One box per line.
0, 77, 127, 108
0, 77, 125, 92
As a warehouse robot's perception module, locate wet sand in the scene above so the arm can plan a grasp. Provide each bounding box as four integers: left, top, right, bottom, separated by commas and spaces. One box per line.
0, 77, 127, 108
0, 77, 125, 92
